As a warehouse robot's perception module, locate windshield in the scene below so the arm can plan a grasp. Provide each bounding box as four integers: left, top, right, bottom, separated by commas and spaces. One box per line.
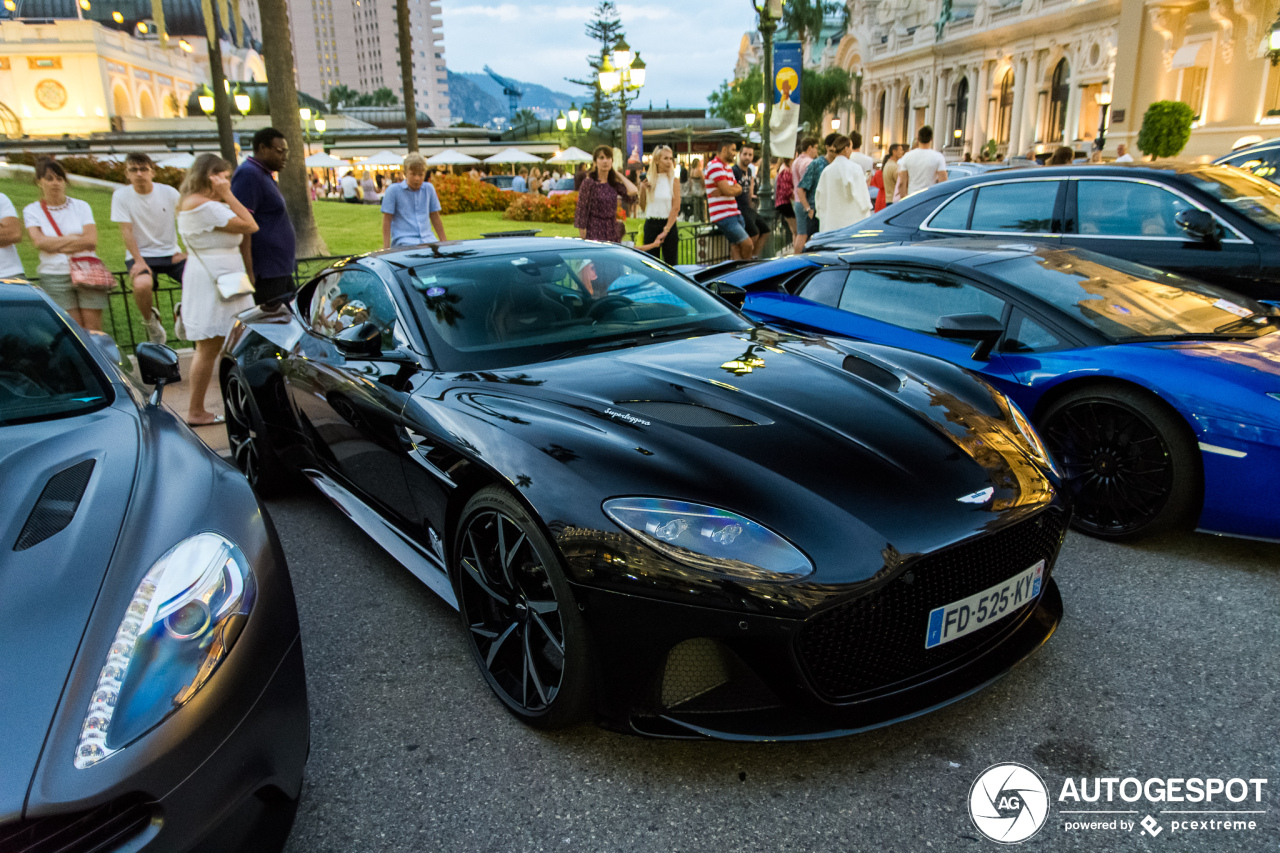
0, 301, 112, 426
1183, 167, 1280, 233
403, 246, 750, 370
982, 250, 1277, 342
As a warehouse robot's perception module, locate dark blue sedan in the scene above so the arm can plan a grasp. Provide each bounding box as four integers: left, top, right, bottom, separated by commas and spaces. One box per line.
709, 241, 1280, 542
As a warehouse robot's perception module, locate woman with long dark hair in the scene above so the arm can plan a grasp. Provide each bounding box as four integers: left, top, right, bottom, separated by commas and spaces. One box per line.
574, 145, 637, 243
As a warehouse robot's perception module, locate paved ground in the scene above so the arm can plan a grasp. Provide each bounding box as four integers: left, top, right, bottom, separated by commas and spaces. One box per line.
256, 486, 1279, 853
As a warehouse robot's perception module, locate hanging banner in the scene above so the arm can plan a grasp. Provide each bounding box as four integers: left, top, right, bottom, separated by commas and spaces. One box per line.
771, 41, 802, 157
625, 114, 643, 165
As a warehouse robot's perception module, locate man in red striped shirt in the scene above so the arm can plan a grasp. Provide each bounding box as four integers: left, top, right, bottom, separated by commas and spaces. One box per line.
704, 140, 753, 260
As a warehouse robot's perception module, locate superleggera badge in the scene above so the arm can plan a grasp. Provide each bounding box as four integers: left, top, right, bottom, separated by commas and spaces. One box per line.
605, 408, 650, 426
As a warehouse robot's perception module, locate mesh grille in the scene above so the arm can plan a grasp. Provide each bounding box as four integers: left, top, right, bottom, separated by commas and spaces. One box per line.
13, 460, 96, 552
796, 509, 1067, 700
616, 401, 756, 427
0, 797, 152, 853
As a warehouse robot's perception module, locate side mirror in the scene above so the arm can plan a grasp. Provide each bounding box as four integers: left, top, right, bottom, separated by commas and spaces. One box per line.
936, 313, 1004, 361
333, 322, 383, 357
1175, 209, 1220, 243
135, 342, 181, 406
706, 280, 747, 309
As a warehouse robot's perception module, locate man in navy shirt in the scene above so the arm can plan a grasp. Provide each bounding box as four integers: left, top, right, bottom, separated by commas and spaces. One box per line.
231, 127, 297, 305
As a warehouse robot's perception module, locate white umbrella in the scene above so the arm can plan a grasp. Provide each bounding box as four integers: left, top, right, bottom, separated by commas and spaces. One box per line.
363, 150, 406, 167
306, 152, 346, 167
426, 149, 482, 165
155, 152, 196, 168
484, 147, 544, 164
546, 146, 594, 164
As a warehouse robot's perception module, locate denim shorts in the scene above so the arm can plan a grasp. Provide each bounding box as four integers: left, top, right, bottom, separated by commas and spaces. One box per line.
714, 214, 750, 245
793, 201, 810, 235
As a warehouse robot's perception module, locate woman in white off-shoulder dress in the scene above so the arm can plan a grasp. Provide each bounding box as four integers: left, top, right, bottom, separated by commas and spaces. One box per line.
176, 153, 259, 425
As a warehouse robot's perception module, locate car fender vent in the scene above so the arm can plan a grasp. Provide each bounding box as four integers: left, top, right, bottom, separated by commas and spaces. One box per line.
14, 460, 96, 552
841, 354, 904, 392
0, 795, 153, 853
616, 401, 757, 427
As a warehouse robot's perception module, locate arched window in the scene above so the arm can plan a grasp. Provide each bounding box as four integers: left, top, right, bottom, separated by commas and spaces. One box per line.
900, 84, 911, 142
138, 89, 156, 118
112, 83, 131, 118
954, 77, 969, 144
997, 70, 1014, 144
1048, 58, 1070, 143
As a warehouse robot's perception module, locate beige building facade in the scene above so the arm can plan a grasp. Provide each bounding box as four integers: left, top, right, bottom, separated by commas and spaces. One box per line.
821, 0, 1280, 162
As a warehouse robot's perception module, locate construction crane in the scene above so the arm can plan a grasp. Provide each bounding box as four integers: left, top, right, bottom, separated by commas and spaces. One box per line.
483, 65, 524, 119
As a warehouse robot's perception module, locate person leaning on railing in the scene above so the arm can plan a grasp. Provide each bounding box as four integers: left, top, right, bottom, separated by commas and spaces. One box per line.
0, 190, 23, 281
23, 157, 103, 331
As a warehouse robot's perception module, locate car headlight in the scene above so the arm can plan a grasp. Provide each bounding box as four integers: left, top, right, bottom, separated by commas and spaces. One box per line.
74, 533, 256, 769
1006, 399, 1063, 478
603, 498, 813, 581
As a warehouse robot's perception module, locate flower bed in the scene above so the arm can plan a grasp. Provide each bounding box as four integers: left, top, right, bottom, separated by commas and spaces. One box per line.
6, 152, 185, 187
503, 192, 581, 224
431, 173, 513, 214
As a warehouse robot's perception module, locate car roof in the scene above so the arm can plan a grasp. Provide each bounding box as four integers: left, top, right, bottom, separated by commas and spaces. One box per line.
0, 280, 53, 301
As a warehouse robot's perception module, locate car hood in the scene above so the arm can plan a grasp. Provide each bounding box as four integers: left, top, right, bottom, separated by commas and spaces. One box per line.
0, 405, 138, 821
442, 329, 1056, 575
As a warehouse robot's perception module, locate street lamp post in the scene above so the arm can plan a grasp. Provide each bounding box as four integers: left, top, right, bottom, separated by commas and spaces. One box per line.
1269, 12, 1280, 65
753, 0, 783, 255
597, 39, 645, 157
1095, 84, 1113, 151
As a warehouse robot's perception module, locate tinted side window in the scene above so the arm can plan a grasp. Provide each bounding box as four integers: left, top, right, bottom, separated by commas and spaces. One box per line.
969, 181, 1058, 233
1076, 180, 1195, 237
310, 269, 409, 352
1002, 309, 1064, 353
796, 268, 848, 307
928, 189, 975, 230
837, 267, 1006, 337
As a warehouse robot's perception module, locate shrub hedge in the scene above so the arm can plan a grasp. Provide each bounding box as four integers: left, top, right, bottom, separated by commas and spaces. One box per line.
431, 173, 513, 214
503, 192, 580, 224
7, 152, 186, 187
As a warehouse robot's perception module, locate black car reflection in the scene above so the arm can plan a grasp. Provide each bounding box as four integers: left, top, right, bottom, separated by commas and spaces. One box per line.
220, 238, 1068, 739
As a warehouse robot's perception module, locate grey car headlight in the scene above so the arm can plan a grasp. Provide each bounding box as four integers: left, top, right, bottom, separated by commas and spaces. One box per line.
603, 497, 814, 581
75, 533, 256, 769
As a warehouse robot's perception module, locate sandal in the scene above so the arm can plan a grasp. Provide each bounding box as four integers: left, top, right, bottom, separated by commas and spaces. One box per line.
173, 302, 186, 340
186, 414, 225, 427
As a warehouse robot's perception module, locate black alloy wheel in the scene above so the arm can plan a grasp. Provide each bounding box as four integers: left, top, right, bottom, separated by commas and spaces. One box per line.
223, 368, 292, 497
454, 487, 591, 727
1039, 384, 1199, 541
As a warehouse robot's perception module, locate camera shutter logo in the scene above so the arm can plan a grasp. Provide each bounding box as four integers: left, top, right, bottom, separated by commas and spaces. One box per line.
969, 763, 1050, 843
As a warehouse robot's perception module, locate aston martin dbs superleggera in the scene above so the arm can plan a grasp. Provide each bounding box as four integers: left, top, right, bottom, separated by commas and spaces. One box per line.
220, 237, 1069, 740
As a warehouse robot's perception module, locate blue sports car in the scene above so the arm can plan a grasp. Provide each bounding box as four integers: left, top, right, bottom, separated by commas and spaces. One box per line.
700, 240, 1280, 542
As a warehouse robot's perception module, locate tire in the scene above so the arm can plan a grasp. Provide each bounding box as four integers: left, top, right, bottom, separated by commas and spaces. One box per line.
222, 366, 295, 498
453, 486, 592, 728
1039, 384, 1200, 541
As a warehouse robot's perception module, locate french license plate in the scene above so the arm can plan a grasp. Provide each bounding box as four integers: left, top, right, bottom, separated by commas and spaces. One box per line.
925, 559, 1045, 649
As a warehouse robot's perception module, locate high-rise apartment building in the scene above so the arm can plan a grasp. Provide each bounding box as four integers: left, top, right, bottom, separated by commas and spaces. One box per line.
287, 0, 449, 126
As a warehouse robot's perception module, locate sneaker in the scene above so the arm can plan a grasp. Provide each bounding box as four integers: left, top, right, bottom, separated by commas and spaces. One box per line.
145, 307, 168, 345
173, 303, 186, 341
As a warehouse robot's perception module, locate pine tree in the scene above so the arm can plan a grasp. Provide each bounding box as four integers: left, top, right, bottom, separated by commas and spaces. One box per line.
566, 1, 624, 124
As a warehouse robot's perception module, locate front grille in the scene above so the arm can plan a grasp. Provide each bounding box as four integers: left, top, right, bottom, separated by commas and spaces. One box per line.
0, 797, 153, 853
797, 509, 1067, 700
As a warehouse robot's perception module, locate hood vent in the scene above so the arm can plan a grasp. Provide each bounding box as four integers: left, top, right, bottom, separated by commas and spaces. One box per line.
14, 460, 96, 552
841, 354, 904, 393
616, 401, 757, 427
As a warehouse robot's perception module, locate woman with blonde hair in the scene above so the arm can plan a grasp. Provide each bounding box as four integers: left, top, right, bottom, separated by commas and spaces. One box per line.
638, 145, 681, 264
23, 157, 104, 330
176, 153, 258, 426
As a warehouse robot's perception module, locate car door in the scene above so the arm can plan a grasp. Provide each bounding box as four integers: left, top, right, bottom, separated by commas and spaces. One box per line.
1062, 176, 1259, 283
284, 267, 421, 525
919, 177, 1065, 243
783, 264, 1024, 394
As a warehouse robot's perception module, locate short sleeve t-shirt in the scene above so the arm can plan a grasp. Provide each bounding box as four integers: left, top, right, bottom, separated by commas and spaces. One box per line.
230, 157, 296, 279
898, 148, 948, 197
381, 180, 443, 246
0, 193, 23, 278
24, 197, 96, 276
110, 183, 181, 261
703, 157, 740, 222
340, 174, 359, 198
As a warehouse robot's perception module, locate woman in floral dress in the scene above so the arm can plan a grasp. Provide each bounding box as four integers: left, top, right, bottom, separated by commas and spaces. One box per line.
574, 145, 638, 243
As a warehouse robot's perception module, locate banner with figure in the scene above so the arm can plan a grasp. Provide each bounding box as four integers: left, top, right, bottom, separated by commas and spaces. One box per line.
625, 114, 643, 165
771, 41, 802, 157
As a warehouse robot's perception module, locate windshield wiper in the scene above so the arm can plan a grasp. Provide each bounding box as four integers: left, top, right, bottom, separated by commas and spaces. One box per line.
1213, 314, 1274, 334
545, 325, 722, 362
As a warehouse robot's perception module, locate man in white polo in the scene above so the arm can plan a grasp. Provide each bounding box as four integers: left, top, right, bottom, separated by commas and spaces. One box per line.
111, 153, 184, 344
895, 126, 948, 201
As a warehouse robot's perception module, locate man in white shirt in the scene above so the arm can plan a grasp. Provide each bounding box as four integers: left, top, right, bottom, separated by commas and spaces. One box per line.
895, 126, 949, 200
1114, 144, 1134, 163
111, 153, 184, 345
0, 192, 23, 281
815, 134, 872, 232
848, 131, 875, 176
340, 171, 360, 203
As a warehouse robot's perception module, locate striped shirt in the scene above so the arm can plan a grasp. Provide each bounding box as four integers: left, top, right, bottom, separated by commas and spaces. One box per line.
703, 157, 740, 222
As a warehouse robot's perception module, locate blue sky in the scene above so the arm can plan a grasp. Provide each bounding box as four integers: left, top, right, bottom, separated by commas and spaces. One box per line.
441, 2, 756, 109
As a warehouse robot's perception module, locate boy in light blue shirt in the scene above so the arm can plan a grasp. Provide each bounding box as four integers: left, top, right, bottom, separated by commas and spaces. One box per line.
381, 153, 446, 248
512, 168, 528, 193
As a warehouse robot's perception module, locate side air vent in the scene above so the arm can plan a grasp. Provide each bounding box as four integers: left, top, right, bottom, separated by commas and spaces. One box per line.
616, 401, 757, 427
841, 354, 904, 393
14, 460, 96, 552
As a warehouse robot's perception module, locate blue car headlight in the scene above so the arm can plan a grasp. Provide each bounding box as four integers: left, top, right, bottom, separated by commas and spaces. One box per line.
603, 498, 813, 581
75, 533, 256, 769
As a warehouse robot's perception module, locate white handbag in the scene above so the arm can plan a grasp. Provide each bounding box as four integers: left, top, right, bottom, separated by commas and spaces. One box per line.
189, 244, 255, 301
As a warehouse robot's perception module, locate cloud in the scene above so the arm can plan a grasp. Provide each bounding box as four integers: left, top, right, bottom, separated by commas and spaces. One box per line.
442, 0, 755, 108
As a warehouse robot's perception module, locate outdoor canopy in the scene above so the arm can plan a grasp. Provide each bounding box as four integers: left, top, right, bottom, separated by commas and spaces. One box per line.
483, 147, 545, 164
546, 146, 594, 164
362, 150, 407, 167
425, 149, 482, 165
305, 152, 346, 167
154, 152, 196, 168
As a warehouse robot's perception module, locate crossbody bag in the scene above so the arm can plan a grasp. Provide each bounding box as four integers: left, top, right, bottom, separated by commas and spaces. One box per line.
187, 241, 254, 301
40, 201, 115, 291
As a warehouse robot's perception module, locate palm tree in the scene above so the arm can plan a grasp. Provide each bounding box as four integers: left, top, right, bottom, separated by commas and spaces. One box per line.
254, 0, 329, 255
394, 0, 419, 151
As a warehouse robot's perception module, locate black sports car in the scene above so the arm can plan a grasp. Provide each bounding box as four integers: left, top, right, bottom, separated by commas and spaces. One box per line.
0, 283, 307, 851
807, 164, 1280, 302
220, 238, 1068, 740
